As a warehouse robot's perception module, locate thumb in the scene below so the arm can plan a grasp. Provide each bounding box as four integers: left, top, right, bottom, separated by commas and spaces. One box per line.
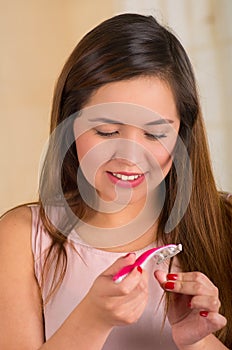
154, 269, 167, 288
103, 252, 136, 277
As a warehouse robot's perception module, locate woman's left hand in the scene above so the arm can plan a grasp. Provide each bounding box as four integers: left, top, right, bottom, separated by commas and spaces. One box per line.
154, 270, 227, 348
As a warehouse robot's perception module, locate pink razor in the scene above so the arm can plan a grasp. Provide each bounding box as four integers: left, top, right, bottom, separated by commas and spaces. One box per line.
113, 244, 182, 283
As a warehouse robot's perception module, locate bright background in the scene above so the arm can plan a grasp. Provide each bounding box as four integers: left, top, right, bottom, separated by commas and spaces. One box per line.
1, 0, 231, 215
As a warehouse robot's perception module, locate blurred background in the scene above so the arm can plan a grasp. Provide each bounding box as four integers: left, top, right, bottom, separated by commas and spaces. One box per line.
1, 0, 231, 215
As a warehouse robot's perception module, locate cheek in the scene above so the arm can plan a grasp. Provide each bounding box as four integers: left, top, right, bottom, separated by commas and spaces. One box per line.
150, 143, 175, 177
155, 132, 179, 172
75, 137, 109, 186
156, 149, 172, 167
75, 134, 97, 162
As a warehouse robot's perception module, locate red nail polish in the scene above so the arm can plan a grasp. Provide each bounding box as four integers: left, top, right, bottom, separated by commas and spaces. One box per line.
167, 273, 178, 281
123, 252, 135, 258
137, 266, 143, 274
187, 301, 192, 308
199, 311, 208, 317
165, 281, 175, 290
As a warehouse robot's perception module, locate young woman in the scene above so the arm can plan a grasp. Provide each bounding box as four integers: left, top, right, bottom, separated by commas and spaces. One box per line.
0, 13, 231, 350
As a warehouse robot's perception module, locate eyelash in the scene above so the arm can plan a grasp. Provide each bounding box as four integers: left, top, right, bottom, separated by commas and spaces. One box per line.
95, 130, 167, 140
96, 130, 119, 137
144, 132, 167, 140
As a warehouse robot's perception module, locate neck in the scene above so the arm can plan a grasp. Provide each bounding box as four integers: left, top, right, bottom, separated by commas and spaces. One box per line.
76, 190, 164, 252
87, 197, 147, 228
101, 221, 158, 252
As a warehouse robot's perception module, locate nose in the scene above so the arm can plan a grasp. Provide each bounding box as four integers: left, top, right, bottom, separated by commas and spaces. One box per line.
113, 135, 145, 166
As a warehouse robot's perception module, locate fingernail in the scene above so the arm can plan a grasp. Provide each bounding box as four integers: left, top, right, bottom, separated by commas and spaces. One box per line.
167, 273, 178, 281
123, 252, 135, 258
137, 266, 143, 274
187, 301, 192, 308
164, 281, 175, 290
199, 311, 208, 317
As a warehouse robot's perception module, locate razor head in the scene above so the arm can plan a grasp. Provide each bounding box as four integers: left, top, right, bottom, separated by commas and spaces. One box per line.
156, 244, 182, 264
113, 243, 182, 283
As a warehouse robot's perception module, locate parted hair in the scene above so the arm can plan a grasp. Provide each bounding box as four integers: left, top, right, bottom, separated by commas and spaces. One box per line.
38, 13, 232, 347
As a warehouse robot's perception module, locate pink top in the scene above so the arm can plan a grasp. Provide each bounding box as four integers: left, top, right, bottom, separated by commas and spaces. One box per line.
30, 205, 178, 349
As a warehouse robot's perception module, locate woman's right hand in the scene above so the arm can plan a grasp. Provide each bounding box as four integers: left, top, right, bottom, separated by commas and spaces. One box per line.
40, 253, 149, 350
82, 253, 149, 329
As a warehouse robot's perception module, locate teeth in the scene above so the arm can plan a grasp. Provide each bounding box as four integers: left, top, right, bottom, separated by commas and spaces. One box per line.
112, 173, 142, 181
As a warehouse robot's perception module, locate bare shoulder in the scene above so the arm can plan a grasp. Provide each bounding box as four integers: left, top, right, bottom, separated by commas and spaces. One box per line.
0, 204, 32, 232
0, 205, 33, 261
0, 204, 32, 223
0, 205, 44, 348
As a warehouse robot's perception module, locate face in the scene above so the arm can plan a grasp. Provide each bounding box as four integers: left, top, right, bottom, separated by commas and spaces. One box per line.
74, 77, 180, 208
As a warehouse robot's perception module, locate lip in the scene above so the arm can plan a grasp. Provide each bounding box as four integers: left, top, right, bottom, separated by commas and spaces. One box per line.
106, 171, 145, 188
111, 171, 144, 176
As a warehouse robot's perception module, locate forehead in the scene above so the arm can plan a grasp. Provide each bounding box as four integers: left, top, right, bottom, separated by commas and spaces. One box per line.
81, 77, 179, 125
77, 103, 176, 129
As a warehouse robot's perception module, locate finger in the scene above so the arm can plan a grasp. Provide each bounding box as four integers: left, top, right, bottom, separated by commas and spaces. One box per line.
102, 253, 136, 277
113, 266, 148, 297
189, 295, 221, 313
199, 312, 227, 334
98, 263, 148, 298
119, 273, 149, 307
163, 279, 218, 297
114, 286, 149, 325
164, 273, 219, 297
167, 272, 217, 291
91, 253, 138, 297
153, 269, 167, 285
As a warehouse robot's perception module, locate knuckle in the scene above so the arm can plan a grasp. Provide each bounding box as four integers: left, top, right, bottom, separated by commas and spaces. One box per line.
207, 312, 227, 329
212, 297, 221, 309
115, 309, 136, 325
138, 286, 148, 298
125, 308, 144, 325
193, 271, 204, 283
125, 314, 136, 325
144, 286, 149, 297
114, 307, 123, 320
194, 283, 204, 295
138, 281, 148, 293
114, 309, 126, 324
104, 299, 114, 312
213, 285, 219, 296
119, 284, 131, 295
139, 289, 148, 303
211, 297, 217, 306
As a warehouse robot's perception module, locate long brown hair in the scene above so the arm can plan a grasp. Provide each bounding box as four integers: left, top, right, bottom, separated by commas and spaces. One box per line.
39, 13, 232, 347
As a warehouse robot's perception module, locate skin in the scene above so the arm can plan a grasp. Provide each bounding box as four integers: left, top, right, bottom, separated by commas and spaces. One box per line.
154, 270, 227, 349
74, 77, 227, 347
0, 77, 228, 349
74, 77, 180, 209
73, 77, 180, 250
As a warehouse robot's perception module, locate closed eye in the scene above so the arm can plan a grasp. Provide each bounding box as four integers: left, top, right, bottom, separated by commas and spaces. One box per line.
95, 130, 167, 140
144, 132, 167, 140
95, 130, 119, 137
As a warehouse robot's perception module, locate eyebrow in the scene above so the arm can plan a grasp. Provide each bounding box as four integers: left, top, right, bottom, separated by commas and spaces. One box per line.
88, 117, 174, 125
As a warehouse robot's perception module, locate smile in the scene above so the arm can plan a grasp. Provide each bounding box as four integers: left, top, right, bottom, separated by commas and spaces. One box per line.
106, 171, 145, 188
112, 173, 143, 181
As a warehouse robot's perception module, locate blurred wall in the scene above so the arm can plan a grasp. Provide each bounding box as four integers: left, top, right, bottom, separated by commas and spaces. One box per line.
118, 0, 232, 192
1, 1, 231, 215
0, 1, 117, 215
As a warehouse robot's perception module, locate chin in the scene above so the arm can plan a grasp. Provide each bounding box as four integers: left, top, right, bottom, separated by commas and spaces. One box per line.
97, 188, 148, 206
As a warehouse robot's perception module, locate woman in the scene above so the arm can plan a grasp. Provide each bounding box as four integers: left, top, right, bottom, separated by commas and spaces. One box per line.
0, 13, 231, 349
